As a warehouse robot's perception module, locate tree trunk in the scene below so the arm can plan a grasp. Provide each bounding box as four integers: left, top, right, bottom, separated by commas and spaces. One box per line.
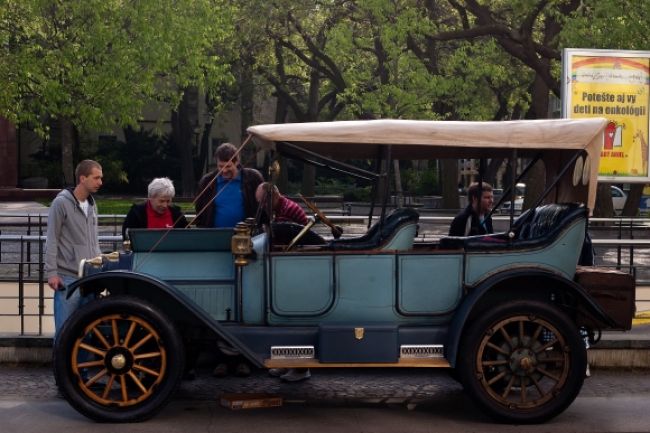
522, 160, 545, 212
393, 160, 403, 206
622, 184, 643, 217
195, 94, 215, 178
441, 159, 459, 209
275, 92, 290, 192
172, 87, 199, 197
60, 118, 75, 186
593, 183, 614, 217
301, 68, 320, 197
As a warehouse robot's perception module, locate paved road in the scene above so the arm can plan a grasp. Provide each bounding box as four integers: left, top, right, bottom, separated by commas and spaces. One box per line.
2, 366, 650, 432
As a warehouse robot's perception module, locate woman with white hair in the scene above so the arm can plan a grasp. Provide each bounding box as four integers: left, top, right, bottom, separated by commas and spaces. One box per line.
122, 177, 188, 240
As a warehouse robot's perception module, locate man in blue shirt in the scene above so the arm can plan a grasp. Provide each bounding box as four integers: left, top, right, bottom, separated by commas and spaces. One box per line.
195, 143, 263, 228
194, 142, 263, 378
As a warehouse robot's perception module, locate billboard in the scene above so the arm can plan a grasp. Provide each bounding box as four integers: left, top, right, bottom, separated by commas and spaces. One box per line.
562, 49, 650, 182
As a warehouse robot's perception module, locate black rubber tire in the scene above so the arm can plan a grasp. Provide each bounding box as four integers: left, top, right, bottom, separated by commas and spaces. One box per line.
458, 300, 586, 424
53, 295, 185, 422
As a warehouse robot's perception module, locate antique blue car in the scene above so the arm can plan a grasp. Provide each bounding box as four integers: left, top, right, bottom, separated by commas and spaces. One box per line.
54, 118, 635, 423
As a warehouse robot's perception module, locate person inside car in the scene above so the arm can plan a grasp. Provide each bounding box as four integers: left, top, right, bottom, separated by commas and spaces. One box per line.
122, 177, 188, 241
449, 181, 494, 237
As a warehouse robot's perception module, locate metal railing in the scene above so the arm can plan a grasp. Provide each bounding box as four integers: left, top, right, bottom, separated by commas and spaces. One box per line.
1, 212, 649, 336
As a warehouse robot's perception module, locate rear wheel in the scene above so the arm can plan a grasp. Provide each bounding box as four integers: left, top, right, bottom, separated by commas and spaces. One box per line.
458, 300, 586, 424
53, 295, 184, 422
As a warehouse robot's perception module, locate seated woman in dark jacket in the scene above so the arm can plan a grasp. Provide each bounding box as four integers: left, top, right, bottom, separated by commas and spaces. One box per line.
122, 177, 188, 241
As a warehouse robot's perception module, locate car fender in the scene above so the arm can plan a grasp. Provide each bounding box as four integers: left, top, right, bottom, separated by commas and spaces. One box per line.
445, 268, 617, 368
64, 270, 264, 367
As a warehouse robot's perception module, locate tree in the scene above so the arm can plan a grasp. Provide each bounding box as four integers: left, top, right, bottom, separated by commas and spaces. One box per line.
0, 0, 233, 188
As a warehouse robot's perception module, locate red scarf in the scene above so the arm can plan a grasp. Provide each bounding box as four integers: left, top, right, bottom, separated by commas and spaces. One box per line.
146, 201, 173, 229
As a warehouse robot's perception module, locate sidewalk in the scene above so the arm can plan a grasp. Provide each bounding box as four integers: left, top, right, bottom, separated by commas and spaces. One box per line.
1, 325, 649, 368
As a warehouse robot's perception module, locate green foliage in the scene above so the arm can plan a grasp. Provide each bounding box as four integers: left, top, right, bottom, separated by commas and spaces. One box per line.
314, 177, 372, 202
402, 165, 440, 196
93, 131, 182, 195
0, 0, 235, 134
559, 0, 650, 50
95, 199, 195, 215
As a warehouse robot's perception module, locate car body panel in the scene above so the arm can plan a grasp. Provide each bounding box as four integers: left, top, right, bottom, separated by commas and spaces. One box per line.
465, 218, 586, 284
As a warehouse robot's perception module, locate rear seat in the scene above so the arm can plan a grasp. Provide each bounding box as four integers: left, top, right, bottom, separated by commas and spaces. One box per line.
439, 203, 586, 250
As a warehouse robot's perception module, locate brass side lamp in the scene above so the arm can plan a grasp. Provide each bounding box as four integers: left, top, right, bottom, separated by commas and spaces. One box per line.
231, 222, 253, 266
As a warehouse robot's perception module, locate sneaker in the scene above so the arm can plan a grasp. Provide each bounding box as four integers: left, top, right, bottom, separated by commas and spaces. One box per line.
268, 368, 288, 377
280, 368, 311, 382
212, 363, 229, 378
234, 362, 251, 377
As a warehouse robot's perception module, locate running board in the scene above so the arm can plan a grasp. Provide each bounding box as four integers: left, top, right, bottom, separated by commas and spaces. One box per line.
264, 358, 451, 368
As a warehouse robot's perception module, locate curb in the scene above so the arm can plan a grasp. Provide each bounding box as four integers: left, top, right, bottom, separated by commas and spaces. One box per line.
1, 337, 649, 368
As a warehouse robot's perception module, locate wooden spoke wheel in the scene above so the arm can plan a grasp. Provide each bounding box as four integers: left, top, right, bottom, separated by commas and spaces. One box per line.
54, 296, 184, 422
72, 314, 167, 406
458, 300, 586, 424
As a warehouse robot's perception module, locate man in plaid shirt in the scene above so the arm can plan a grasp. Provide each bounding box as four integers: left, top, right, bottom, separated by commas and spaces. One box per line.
255, 182, 308, 225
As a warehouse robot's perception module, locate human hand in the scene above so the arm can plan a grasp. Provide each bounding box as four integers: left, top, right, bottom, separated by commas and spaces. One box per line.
48, 275, 64, 291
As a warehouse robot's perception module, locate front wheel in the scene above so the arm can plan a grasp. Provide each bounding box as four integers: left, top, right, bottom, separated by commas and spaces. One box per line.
458, 300, 586, 424
53, 295, 185, 422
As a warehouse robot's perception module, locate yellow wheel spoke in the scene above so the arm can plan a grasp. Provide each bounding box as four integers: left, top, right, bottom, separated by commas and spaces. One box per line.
487, 371, 507, 386
134, 351, 162, 360
102, 374, 116, 400
482, 359, 509, 367
130, 333, 154, 352
78, 360, 105, 368
128, 371, 149, 395
501, 375, 517, 399
531, 375, 544, 396
123, 321, 137, 347
535, 339, 558, 354
111, 319, 120, 346
520, 379, 527, 403
85, 369, 107, 386
79, 342, 107, 357
133, 363, 161, 377
539, 356, 566, 363
120, 375, 128, 403
531, 324, 543, 342
91, 327, 111, 349
519, 320, 525, 343
486, 342, 510, 356
537, 366, 560, 382
499, 326, 514, 349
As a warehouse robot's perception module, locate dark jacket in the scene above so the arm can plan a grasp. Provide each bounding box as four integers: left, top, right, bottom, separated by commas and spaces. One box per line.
449, 205, 493, 237
122, 202, 188, 240
194, 167, 263, 228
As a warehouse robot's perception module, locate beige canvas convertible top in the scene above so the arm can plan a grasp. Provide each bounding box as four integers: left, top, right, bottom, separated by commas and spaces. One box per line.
247, 118, 608, 211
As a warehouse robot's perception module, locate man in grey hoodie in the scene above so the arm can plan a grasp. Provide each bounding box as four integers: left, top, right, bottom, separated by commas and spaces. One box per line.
45, 159, 103, 339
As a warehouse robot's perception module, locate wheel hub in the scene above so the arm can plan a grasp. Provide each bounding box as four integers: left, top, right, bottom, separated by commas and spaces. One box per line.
111, 353, 127, 370
510, 348, 537, 374
104, 347, 134, 375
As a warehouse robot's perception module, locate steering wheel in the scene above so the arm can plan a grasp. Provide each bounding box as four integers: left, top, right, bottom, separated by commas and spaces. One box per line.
299, 194, 343, 238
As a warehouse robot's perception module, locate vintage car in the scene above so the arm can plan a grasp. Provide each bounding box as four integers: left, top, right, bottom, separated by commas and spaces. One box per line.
54, 118, 635, 424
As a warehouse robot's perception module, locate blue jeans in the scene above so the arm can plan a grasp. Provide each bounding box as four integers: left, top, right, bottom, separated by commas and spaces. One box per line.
53, 275, 92, 342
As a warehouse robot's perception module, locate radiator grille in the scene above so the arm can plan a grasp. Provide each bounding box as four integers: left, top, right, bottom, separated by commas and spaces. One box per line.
270, 346, 315, 359
400, 344, 444, 359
